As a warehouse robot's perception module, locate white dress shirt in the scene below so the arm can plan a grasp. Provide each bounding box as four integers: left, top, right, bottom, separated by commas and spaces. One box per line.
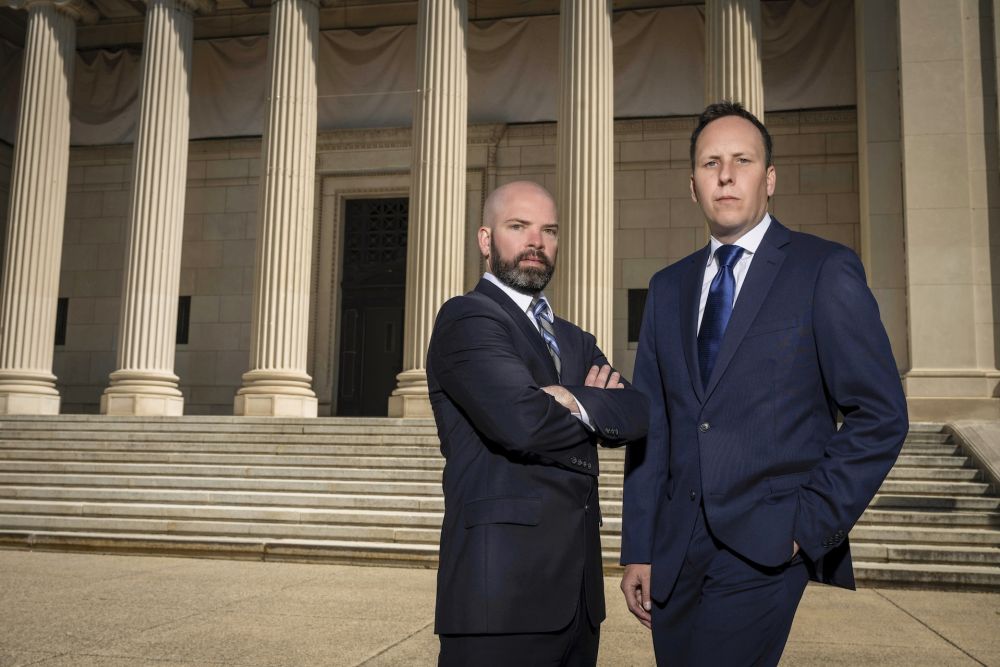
697, 214, 772, 333
483, 272, 592, 428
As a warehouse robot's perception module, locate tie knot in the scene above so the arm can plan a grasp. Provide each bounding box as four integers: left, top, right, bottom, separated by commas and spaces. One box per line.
530, 297, 552, 323
715, 244, 744, 269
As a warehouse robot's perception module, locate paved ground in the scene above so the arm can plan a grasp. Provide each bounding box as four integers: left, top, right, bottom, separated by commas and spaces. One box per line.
0, 550, 997, 666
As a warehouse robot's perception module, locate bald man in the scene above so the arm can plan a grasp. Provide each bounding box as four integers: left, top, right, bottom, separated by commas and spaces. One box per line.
427, 181, 649, 666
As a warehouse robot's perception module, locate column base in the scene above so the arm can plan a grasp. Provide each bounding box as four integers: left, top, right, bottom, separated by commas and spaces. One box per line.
235, 369, 318, 417
903, 369, 1000, 421
0, 371, 61, 415
388, 368, 432, 418
102, 369, 184, 416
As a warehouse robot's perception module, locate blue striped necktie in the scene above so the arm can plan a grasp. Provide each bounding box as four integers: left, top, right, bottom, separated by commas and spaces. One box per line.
530, 296, 561, 379
697, 244, 744, 389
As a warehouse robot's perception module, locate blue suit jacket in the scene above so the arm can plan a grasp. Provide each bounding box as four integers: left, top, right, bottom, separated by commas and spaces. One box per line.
428, 278, 649, 635
621, 219, 908, 600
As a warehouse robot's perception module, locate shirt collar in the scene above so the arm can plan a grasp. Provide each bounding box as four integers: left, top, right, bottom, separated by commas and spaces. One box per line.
483, 272, 548, 317
706, 213, 772, 266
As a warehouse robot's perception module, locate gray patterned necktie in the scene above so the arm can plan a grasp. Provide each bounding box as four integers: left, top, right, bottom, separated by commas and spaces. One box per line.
530, 296, 561, 379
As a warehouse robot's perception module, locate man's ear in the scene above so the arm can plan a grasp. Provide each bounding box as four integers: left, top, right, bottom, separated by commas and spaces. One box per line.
766, 165, 776, 198
690, 174, 698, 203
477, 227, 491, 263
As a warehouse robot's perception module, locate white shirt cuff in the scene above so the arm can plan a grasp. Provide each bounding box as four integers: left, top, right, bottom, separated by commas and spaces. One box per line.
573, 398, 594, 430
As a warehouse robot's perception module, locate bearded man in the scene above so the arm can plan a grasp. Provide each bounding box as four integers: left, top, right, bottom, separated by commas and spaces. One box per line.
427, 180, 649, 666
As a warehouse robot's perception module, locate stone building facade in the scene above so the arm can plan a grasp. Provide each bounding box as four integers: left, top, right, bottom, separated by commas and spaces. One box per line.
0, 0, 996, 421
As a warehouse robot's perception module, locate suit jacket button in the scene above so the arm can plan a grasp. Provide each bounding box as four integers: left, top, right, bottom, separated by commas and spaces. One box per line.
571, 457, 578, 464
689, 491, 697, 501
698, 422, 711, 433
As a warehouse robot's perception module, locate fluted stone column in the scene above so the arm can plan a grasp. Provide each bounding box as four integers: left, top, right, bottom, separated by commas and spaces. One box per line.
387, 0, 468, 418
553, 0, 614, 355
234, 0, 320, 417
704, 0, 764, 119
102, 0, 213, 416
0, 0, 95, 415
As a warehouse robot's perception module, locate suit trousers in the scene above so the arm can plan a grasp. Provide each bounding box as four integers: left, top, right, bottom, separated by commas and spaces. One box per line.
651, 505, 811, 667
438, 582, 600, 667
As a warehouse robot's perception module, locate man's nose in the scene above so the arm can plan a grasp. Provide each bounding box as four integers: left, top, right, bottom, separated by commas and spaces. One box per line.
718, 161, 734, 184
525, 227, 544, 247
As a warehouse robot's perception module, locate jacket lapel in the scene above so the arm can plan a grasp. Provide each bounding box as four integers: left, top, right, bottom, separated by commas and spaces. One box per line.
475, 278, 559, 384
702, 220, 790, 401
679, 246, 709, 404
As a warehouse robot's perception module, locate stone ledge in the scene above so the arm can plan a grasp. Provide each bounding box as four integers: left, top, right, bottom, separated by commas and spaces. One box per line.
947, 420, 1000, 493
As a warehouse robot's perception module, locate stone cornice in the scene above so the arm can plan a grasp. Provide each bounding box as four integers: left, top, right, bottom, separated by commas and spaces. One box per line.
316, 123, 506, 152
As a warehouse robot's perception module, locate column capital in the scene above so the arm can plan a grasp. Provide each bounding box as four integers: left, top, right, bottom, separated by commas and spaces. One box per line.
141, 0, 215, 14
6, 0, 99, 24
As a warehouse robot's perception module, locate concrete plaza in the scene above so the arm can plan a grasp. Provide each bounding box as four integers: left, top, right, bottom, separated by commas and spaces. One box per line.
0, 550, 997, 666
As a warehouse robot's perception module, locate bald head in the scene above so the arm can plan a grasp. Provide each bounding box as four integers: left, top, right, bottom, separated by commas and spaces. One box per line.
478, 180, 559, 294
482, 181, 556, 230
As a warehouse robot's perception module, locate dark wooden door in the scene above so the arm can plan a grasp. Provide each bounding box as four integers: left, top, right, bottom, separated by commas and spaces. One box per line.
336, 198, 408, 416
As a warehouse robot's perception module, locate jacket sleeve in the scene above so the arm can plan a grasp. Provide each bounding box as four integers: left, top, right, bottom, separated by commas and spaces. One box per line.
565, 334, 650, 446
620, 278, 670, 564
793, 248, 908, 560
428, 300, 598, 474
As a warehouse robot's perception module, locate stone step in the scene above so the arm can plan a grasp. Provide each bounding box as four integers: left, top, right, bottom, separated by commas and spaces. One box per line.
0, 461, 445, 482
0, 450, 449, 470
0, 530, 441, 566
867, 493, 1000, 511
876, 479, 993, 496
851, 561, 1000, 589
851, 542, 1000, 566
0, 431, 442, 446
0, 485, 448, 512
0, 499, 445, 528
896, 444, 962, 457
847, 524, 1000, 546
0, 416, 438, 433
0, 472, 444, 496
885, 467, 981, 481
0, 514, 444, 543
0, 441, 443, 458
856, 508, 1000, 528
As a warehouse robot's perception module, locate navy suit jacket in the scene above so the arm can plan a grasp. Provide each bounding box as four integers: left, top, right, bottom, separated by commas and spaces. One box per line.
621, 219, 908, 600
428, 278, 649, 635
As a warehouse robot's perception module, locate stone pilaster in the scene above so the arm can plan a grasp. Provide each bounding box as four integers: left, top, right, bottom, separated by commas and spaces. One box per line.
704, 0, 764, 119
102, 0, 213, 416
552, 0, 614, 356
897, 0, 999, 420
387, 0, 467, 418
0, 0, 95, 415
235, 0, 320, 417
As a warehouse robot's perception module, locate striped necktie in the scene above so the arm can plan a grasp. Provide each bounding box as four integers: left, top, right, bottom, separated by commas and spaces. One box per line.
697, 244, 744, 389
530, 296, 561, 379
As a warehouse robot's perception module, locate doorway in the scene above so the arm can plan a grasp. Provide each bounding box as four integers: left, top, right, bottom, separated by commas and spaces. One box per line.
336, 198, 408, 416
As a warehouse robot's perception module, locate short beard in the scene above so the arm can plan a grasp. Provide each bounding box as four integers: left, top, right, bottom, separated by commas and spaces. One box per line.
490, 236, 555, 294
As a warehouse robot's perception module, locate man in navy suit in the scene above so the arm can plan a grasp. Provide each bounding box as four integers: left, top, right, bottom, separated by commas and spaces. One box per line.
428, 180, 649, 666
619, 102, 908, 666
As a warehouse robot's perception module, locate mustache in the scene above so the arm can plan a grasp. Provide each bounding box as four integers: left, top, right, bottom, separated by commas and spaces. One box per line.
515, 249, 552, 267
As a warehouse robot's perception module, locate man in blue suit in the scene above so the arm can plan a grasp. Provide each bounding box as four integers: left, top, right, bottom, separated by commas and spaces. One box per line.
428, 180, 649, 666
619, 102, 908, 666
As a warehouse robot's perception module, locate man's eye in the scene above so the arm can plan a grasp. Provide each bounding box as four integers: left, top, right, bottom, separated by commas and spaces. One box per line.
704, 160, 718, 168
544, 228, 558, 236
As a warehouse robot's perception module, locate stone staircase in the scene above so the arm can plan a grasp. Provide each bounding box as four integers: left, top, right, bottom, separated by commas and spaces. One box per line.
0, 417, 997, 589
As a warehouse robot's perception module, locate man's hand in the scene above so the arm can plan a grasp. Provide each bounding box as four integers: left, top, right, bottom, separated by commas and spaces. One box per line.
585, 364, 624, 389
620, 563, 652, 629
540, 385, 580, 414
